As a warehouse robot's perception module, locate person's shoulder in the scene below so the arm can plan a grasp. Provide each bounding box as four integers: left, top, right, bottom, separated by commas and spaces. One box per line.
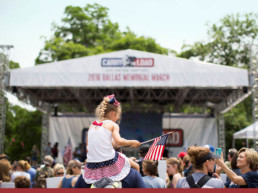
207, 177, 224, 188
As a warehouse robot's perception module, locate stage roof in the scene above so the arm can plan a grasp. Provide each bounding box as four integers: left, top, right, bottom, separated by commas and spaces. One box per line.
7, 49, 251, 113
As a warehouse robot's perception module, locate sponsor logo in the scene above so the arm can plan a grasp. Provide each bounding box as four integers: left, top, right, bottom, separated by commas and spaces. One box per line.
162, 129, 184, 147
101, 55, 154, 67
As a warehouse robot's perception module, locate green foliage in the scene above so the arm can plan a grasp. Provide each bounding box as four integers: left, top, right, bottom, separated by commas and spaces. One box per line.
36, 3, 168, 64
177, 13, 257, 150
178, 13, 258, 67
9, 61, 20, 69
4, 101, 42, 162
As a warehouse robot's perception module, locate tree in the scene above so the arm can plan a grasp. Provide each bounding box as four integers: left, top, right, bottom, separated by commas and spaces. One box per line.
9, 61, 20, 69
36, 3, 168, 64
5, 102, 42, 162
177, 13, 257, 151
178, 13, 258, 67
4, 61, 42, 161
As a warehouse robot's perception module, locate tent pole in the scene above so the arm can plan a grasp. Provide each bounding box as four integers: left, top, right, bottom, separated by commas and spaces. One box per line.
232, 138, 235, 148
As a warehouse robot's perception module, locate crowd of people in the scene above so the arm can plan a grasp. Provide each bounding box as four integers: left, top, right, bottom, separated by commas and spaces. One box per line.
0, 145, 257, 188
0, 94, 257, 188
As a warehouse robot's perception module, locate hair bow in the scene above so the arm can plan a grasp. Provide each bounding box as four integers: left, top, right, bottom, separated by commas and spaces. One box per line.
106, 94, 120, 106
92, 121, 103, 126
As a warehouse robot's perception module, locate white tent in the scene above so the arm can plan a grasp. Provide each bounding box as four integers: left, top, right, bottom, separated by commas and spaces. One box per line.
233, 121, 258, 139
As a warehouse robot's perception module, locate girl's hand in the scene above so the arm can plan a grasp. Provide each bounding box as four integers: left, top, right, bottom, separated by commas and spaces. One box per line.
131, 140, 141, 148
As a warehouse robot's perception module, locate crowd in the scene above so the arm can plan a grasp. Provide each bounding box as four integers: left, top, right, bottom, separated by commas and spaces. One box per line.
0, 94, 257, 188
0, 145, 257, 188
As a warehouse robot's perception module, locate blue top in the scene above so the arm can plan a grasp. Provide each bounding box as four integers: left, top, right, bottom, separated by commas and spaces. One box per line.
143, 176, 166, 188
26, 167, 36, 188
229, 170, 258, 188
62, 176, 75, 188
74, 168, 147, 188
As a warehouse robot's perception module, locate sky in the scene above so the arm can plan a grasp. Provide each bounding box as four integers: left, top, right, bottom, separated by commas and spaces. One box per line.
1, 0, 258, 69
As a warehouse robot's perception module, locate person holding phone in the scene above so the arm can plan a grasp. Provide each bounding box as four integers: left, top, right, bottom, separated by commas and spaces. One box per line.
176, 146, 224, 188
216, 147, 258, 188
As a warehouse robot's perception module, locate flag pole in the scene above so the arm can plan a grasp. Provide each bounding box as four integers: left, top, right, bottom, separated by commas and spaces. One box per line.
140, 132, 173, 145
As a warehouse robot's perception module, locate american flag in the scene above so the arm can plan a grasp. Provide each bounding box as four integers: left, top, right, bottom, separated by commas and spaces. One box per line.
144, 134, 169, 161
63, 138, 72, 167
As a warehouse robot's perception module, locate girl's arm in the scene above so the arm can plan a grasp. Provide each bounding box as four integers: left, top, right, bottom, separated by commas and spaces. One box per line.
172, 173, 181, 188
112, 123, 140, 147
129, 158, 140, 172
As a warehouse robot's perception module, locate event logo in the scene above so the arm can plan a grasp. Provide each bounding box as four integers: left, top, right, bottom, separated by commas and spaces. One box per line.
101, 55, 154, 67
162, 129, 184, 147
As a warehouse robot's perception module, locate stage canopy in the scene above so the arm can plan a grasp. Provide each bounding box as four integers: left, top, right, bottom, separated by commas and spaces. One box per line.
233, 121, 258, 139
7, 49, 251, 113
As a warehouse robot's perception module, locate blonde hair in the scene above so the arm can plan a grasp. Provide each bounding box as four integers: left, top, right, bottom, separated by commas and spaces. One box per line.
238, 148, 258, 171
17, 160, 30, 171
167, 157, 183, 175
0, 159, 11, 182
95, 96, 121, 120
187, 146, 210, 170
66, 160, 80, 175
53, 163, 65, 176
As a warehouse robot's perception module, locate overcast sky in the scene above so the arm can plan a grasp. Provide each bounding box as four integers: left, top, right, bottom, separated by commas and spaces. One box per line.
0, 0, 257, 69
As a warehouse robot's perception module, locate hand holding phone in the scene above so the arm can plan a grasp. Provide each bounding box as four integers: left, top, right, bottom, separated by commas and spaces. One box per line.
216, 148, 222, 155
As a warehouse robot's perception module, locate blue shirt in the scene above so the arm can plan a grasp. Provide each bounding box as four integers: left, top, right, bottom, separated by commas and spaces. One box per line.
74, 168, 147, 188
143, 176, 166, 188
229, 170, 258, 188
26, 167, 36, 188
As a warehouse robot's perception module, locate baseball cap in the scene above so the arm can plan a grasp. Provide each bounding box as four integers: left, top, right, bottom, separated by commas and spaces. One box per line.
177, 152, 187, 159
204, 144, 215, 153
43, 155, 53, 166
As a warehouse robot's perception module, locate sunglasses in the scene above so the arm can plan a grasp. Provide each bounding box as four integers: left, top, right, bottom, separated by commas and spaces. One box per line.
57, 172, 64, 175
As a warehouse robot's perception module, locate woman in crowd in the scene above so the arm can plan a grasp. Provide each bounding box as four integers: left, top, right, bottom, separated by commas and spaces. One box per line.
31, 144, 39, 166
0, 159, 11, 182
183, 155, 194, 177
57, 160, 82, 188
53, 163, 65, 177
224, 151, 241, 188
142, 159, 166, 188
11, 160, 31, 182
176, 146, 224, 188
166, 157, 183, 188
216, 147, 258, 188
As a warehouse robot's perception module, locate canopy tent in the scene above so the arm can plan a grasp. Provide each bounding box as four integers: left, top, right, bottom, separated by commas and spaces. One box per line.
233, 121, 258, 139
7, 49, 251, 113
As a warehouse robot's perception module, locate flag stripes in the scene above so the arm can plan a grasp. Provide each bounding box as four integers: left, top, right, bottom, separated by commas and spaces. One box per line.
144, 134, 169, 161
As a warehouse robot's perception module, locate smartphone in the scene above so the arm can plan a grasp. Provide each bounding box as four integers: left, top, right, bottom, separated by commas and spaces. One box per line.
215, 148, 222, 155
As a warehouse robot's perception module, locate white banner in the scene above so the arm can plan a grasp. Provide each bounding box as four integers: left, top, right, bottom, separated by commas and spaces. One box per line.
162, 114, 218, 157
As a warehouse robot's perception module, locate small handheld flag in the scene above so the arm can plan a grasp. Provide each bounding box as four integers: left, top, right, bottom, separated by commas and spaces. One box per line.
144, 134, 169, 161
63, 138, 72, 167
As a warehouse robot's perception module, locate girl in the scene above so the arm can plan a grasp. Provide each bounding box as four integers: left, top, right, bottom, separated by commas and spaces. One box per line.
83, 94, 141, 184
166, 157, 183, 188
11, 160, 31, 182
57, 160, 82, 188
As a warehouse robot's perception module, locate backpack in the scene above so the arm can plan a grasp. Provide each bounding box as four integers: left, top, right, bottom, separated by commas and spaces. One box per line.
90, 177, 122, 188
186, 175, 211, 188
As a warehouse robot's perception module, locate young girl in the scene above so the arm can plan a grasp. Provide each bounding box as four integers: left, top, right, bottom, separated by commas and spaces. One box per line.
83, 94, 141, 184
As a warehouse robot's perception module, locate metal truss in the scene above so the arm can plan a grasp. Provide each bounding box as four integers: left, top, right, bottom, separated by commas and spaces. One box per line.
9, 86, 250, 114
